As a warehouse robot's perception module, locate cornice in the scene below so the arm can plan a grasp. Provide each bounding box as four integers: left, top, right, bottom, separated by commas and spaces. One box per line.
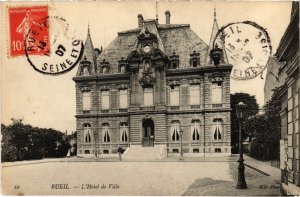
73, 74, 130, 82
166, 64, 232, 76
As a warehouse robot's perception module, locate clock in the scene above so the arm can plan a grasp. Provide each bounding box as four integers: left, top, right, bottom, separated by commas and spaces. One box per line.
143, 45, 151, 53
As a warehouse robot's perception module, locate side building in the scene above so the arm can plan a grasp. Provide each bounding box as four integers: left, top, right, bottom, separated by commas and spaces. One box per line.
270, 2, 299, 195
73, 10, 232, 157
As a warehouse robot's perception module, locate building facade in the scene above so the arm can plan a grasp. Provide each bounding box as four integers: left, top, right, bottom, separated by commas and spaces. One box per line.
270, 2, 299, 195
73, 11, 232, 157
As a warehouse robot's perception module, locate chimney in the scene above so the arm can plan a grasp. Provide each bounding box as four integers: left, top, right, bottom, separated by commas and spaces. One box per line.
165, 10, 171, 24
138, 14, 144, 28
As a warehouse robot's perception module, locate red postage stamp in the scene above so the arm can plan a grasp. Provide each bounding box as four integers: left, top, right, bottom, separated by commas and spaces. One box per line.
8, 6, 49, 57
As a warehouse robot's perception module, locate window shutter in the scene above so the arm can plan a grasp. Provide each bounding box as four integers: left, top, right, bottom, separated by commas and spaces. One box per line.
101, 91, 110, 109
119, 89, 128, 108
82, 92, 91, 110
190, 85, 200, 105
211, 83, 222, 103
144, 88, 153, 106
170, 86, 179, 106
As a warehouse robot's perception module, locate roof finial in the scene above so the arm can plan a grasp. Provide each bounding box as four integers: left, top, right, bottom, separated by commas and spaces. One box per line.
155, 0, 158, 22
88, 22, 90, 34
214, 6, 217, 21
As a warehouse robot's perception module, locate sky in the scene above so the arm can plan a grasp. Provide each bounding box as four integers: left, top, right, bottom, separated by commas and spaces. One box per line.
1, 1, 292, 133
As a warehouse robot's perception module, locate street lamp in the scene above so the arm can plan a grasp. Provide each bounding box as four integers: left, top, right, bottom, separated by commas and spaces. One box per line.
236, 102, 247, 189
179, 128, 184, 160
94, 132, 98, 159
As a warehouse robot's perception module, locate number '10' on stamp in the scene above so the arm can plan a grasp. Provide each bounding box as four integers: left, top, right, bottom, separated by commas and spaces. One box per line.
8, 6, 49, 57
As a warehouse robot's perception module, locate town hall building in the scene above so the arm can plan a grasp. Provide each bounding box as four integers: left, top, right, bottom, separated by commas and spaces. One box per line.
73, 10, 233, 158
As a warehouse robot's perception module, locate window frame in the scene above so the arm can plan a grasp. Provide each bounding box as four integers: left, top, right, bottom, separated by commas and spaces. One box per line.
212, 119, 223, 140
143, 87, 154, 106
119, 89, 128, 109
211, 82, 223, 103
101, 90, 110, 110
102, 123, 110, 143
120, 122, 129, 142
190, 84, 201, 105
83, 123, 92, 143
82, 91, 91, 111
170, 85, 180, 106
171, 121, 180, 141
191, 120, 200, 141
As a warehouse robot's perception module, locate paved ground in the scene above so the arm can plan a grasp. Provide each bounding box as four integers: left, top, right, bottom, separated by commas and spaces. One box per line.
1, 155, 281, 196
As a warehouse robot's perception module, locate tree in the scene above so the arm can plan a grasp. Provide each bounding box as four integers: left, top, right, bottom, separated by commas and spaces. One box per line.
1, 119, 70, 162
230, 93, 259, 153
8, 118, 31, 160
1, 124, 18, 161
243, 92, 281, 160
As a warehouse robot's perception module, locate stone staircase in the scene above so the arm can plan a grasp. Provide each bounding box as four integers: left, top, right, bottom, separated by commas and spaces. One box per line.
123, 145, 167, 161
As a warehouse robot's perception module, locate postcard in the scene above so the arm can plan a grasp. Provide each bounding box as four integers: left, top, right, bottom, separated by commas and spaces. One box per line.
1, 0, 299, 196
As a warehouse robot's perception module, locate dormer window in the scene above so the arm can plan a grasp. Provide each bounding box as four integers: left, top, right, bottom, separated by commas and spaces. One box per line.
144, 60, 151, 72
80, 56, 91, 76
170, 52, 179, 69
100, 59, 110, 74
118, 57, 128, 74
190, 50, 200, 67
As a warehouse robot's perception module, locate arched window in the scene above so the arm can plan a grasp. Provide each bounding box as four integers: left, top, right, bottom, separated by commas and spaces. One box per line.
212, 119, 223, 140
102, 123, 110, 143
171, 121, 180, 141
83, 123, 92, 143
83, 66, 90, 76
120, 65, 126, 74
102, 67, 108, 74
144, 60, 151, 71
191, 120, 200, 141
120, 122, 128, 142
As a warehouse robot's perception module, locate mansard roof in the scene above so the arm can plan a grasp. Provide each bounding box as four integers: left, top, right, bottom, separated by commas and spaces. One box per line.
96, 21, 208, 73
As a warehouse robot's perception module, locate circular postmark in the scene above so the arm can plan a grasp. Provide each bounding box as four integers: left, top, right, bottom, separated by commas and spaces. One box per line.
24, 16, 83, 75
214, 21, 272, 80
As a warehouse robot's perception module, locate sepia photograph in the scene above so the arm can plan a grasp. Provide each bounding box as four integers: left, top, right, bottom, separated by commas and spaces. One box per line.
1, 0, 299, 196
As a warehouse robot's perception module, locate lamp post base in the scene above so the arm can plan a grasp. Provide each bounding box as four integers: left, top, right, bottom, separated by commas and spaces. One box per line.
236, 157, 247, 189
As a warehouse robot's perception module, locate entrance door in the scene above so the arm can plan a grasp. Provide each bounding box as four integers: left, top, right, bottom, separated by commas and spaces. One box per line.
142, 119, 154, 147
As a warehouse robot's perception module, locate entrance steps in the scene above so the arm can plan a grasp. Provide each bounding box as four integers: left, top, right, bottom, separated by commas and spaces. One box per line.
123, 145, 167, 161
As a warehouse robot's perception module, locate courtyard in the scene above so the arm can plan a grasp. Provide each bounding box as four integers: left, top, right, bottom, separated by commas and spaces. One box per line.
1, 156, 281, 196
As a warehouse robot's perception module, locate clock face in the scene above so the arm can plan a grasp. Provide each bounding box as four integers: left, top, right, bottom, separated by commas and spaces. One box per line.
143, 45, 151, 53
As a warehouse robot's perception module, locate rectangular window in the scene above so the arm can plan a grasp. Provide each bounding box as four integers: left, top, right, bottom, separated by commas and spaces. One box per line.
119, 89, 128, 109
144, 88, 153, 106
170, 86, 180, 106
82, 92, 91, 111
211, 82, 222, 103
101, 90, 110, 109
190, 85, 200, 105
